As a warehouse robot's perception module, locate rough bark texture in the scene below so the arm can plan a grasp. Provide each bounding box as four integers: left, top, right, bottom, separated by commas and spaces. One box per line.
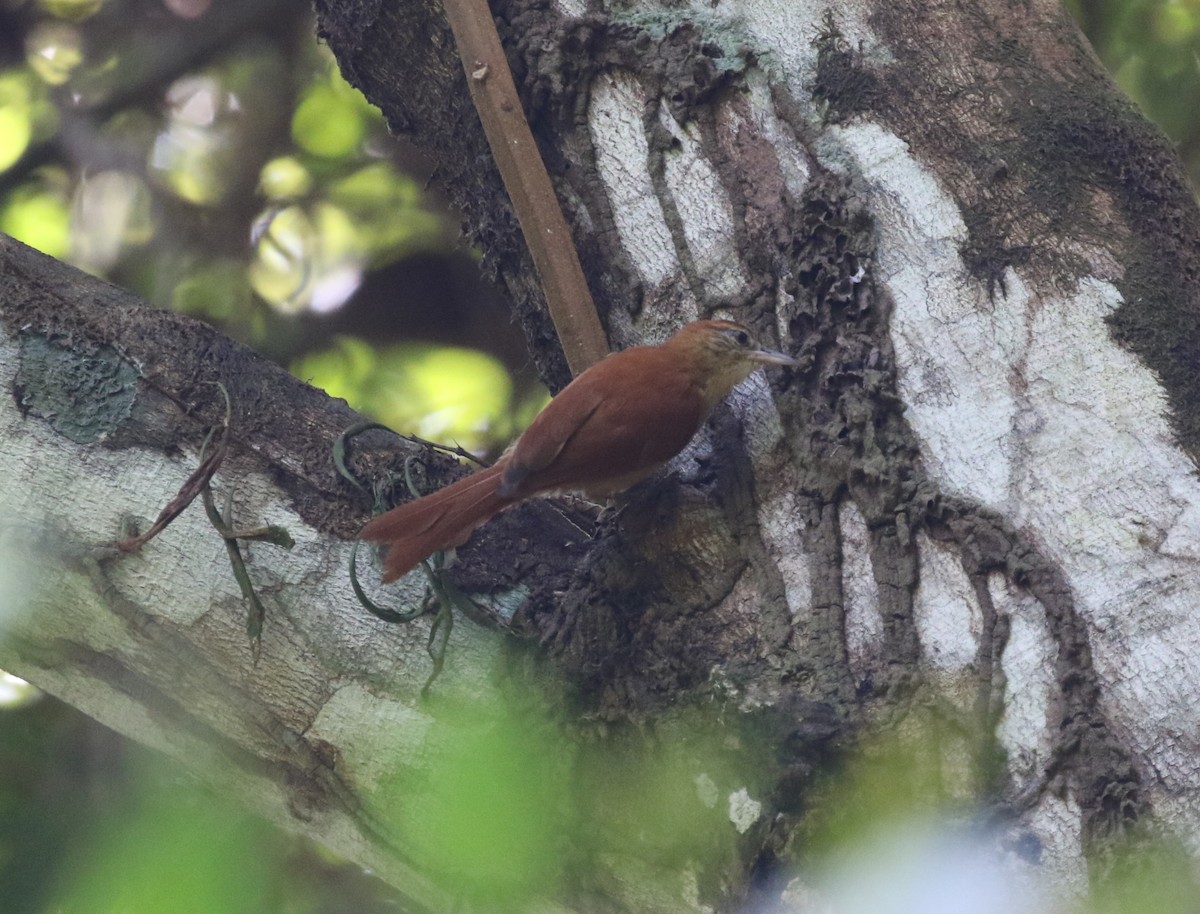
314, 0, 1200, 903
0, 235, 589, 911
4, 0, 1200, 910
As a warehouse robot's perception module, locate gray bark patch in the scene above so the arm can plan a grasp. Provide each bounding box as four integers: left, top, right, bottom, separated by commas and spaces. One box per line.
15, 332, 140, 444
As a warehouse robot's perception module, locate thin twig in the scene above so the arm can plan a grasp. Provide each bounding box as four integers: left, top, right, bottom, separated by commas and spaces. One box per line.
400, 431, 491, 468
333, 421, 489, 504
202, 483, 269, 650
348, 540, 429, 624
342, 450, 496, 695
439, 0, 610, 375
114, 384, 231, 553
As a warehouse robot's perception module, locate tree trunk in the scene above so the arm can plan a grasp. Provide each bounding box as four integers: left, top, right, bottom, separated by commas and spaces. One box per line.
4, 0, 1200, 910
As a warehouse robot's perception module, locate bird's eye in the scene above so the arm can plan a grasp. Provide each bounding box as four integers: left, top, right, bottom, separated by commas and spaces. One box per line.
734, 329, 750, 346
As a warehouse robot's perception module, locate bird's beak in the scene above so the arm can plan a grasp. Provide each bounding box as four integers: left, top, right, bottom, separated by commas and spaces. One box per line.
749, 347, 800, 367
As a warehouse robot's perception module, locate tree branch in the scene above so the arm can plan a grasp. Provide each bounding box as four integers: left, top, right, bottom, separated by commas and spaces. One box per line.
439, 0, 609, 373
0, 232, 583, 911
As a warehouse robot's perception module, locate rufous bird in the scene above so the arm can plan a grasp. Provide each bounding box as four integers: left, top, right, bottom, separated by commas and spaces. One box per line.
361, 319, 798, 582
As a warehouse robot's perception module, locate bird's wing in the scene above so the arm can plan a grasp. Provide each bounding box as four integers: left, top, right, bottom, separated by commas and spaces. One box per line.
503, 349, 705, 496
501, 383, 605, 495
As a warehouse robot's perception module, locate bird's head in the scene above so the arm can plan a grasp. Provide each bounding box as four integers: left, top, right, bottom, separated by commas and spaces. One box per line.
666, 319, 799, 408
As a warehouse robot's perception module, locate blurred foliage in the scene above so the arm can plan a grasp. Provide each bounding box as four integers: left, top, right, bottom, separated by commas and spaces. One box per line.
294, 337, 548, 452
796, 708, 983, 856
1066, 0, 1200, 188
0, 0, 539, 454
0, 671, 38, 709
4, 671, 1199, 913
1093, 840, 1200, 914
792, 711, 1200, 914
0, 0, 453, 322
0, 663, 767, 914
384, 682, 573, 908
0, 692, 399, 914
2, 1, 1200, 913
50, 772, 279, 914
375, 674, 766, 911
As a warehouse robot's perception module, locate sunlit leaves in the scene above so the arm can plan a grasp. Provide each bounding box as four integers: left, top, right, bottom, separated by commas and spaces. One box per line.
375, 344, 514, 443
250, 202, 365, 314
150, 74, 243, 205
291, 335, 375, 403
248, 64, 445, 316
0, 69, 54, 173
0, 110, 31, 175
0, 12, 491, 456
258, 155, 313, 200
294, 338, 522, 451
0, 178, 71, 258
329, 162, 448, 263
1152, 1, 1198, 45
1, 18, 455, 382
143, 44, 290, 208
37, 0, 106, 23
291, 74, 373, 160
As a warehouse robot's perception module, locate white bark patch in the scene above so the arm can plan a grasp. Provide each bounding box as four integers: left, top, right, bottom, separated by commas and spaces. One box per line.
1022, 792, 1087, 901
308, 683, 434, 788
992, 575, 1055, 787
588, 73, 680, 287
727, 372, 811, 614
0, 381, 246, 628
712, 0, 883, 116
656, 105, 746, 299
1161, 477, 1200, 560
832, 119, 1200, 847
760, 488, 811, 616
728, 786, 763, 834
0, 330, 503, 798
625, 296, 703, 348
746, 71, 812, 199
840, 499, 881, 676
912, 532, 980, 672
554, 0, 587, 16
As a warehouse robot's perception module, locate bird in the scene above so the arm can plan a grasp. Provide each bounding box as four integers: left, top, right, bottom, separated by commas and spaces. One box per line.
360, 319, 798, 582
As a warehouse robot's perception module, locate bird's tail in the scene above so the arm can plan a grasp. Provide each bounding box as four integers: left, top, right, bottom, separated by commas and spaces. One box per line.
360, 463, 511, 582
